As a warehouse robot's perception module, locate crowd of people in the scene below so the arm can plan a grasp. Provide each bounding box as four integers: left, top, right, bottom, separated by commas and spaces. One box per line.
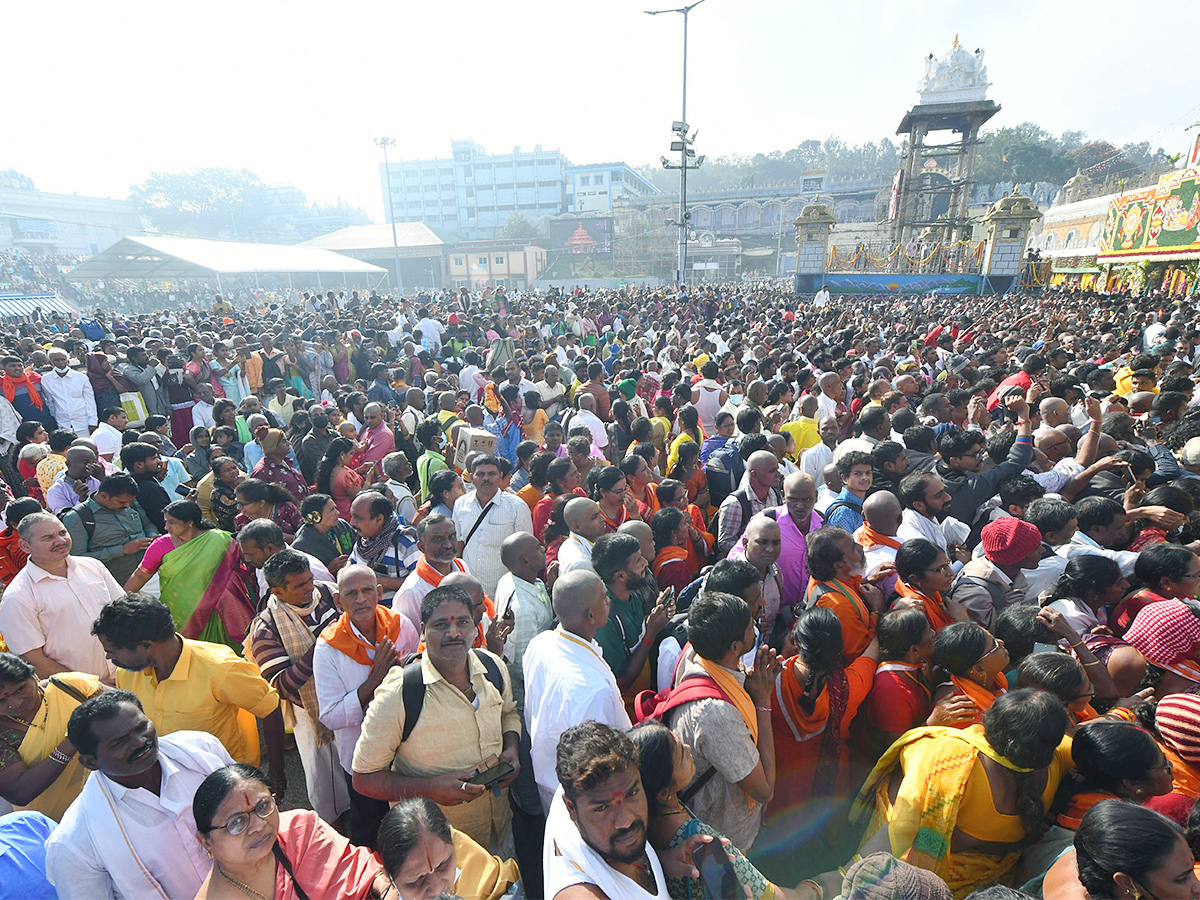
1, 278, 1200, 900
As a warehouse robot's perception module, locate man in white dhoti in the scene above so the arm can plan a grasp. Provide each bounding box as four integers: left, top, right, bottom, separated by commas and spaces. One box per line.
522, 569, 631, 813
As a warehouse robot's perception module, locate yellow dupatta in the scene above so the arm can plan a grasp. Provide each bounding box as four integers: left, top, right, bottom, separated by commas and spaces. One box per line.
852, 725, 1031, 884
13, 673, 102, 821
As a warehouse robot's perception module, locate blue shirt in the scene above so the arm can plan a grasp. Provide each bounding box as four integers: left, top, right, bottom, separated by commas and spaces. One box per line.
0, 811, 56, 900
824, 488, 866, 533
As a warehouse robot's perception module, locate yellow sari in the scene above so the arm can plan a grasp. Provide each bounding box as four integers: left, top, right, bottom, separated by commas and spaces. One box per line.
452, 827, 520, 900
852, 725, 1071, 898
8, 673, 102, 821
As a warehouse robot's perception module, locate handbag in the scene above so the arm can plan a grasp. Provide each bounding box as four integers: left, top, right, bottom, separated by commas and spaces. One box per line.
119, 391, 149, 427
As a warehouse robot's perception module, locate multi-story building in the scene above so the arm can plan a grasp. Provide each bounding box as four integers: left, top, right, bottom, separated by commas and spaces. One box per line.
381, 140, 568, 239
566, 163, 658, 213
446, 240, 547, 291
0, 171, 143, 256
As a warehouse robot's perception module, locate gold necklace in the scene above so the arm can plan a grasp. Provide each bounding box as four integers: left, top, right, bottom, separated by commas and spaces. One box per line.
215, 864, 271, 900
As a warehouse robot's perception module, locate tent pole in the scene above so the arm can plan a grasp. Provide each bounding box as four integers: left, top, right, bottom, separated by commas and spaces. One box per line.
217, 273, 223, 294
317, 271, 323, 290
287, 272, 293, 290
254, 270, 260, 290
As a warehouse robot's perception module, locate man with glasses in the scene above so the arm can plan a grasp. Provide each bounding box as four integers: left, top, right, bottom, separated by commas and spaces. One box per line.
45, 691, 234, 900
935, 392, 1033, 527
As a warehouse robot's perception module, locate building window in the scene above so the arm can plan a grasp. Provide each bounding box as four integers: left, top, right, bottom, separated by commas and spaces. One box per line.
594, 174, 605, 184
495, 255, 505, 264
579, 176, 590, 186
454, 257, 464, 266
478, 256, 488, 266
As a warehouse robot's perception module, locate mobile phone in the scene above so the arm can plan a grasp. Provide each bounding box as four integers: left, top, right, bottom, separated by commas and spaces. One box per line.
174, 485, 191, 496
1033, 642, 1059, 655
662, 586, 676, 605
467, 761, 514, 787
693, 839, 738, 899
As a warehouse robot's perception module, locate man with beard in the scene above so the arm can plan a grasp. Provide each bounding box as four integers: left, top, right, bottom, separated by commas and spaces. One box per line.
45, 691, 234, 900
90, 593, 287, 792
591, 533, 675, 697
297, 403, 335, 484
543, 721, 713, 899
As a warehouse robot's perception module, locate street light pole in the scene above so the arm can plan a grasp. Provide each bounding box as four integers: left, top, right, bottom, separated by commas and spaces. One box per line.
646, 0, 707, 288
375, 136, 404, 297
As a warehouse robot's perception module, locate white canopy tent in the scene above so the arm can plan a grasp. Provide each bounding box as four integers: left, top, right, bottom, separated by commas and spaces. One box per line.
64, 234, 388, 289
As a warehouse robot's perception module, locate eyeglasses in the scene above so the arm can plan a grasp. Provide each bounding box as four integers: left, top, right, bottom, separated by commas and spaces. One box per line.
975, 639, 1004, 666
209, 795, 276, 836
925, 562, 953, 575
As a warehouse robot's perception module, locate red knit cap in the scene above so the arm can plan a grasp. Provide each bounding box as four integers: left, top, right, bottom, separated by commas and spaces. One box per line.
1156, 693, 1200, 766
980, 517, 1042, 566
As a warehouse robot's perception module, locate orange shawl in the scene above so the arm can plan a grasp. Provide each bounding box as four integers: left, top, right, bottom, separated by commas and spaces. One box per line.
652, 545, 689, 578
320, 606, 405, 667
896, 580, 955, 632
2, 371, 42, 409
695, 655, 758, 744
855, 524, 901, 550
415, 555, 466, 588
949, 672, 1008, 723
1163, 742, 1200, 799
1057, 790, 1117, 829
0, 528, 28, 584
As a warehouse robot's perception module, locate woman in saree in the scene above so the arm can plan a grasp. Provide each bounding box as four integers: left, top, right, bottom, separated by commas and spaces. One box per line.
1112, 543, 1200, 635
183, 342, 226, 399
124, 499, 255, 649
292, 493, 356, 575
930, 621, 1011, 728
0, 651, 104, 821
895, 539, 970, 632
209, 342, 247, 403
209, 455, 245, 534
651, 506, 695, 595
852, 688, 1073, 898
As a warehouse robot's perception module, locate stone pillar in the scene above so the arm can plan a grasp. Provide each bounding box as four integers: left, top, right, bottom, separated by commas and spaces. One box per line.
791, 200, 837, 295
981, 194, 1043, 292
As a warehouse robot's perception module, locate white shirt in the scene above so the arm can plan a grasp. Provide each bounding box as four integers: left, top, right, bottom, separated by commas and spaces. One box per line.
813, 288, 831, 308
313, 615, 418, 773
40, 368, 97, 432
46, 731, 234, 900
0, 556, 124, 679
452, 489, 534, 597
536, 379, 566, 419
544, 787, 668, 900
384, 480, 418, 525
190, 400, 215, 430
898, 508, 949, 553
557, 533, 595, 575
1055, 531, 1140, 577
415, 317, 446, 349
494, 573, 553, 708
799, 441, 834, 484
91, 421, 125, 459
524, 627, 632, 813
393, 559, 469, 630
570, 407, 609, 450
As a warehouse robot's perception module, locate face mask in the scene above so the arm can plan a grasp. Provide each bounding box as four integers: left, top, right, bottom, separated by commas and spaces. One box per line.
54, 366, 69, 375
730, 394, 744, 406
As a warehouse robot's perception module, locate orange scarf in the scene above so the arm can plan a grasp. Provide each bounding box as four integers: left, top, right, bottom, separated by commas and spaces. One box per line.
0, 528, 28, 584
2, 371, 42, 409
696, 655, 758, 744
1163, 742, 1200, 799
896, 580, 955, 632
950, 672, 1007, 720
1057, 790, 1117, 829
855, 524, 901, 550
320, 606, 405, 667
415, 555, 466, 588
653, 545, 689, 578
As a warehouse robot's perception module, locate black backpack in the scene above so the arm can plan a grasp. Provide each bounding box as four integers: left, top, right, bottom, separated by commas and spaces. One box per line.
57, 501, 97, 543
400, 648, 506, 741
704, 437, 743, 505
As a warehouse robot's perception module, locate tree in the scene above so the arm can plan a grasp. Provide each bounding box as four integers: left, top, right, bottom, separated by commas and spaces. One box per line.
129, 167, 271, 238
498, 211, 539, 239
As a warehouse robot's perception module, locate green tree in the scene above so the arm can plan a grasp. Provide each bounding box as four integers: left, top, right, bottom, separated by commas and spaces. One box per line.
129, 167, 271, 238
498, 211, 539, 239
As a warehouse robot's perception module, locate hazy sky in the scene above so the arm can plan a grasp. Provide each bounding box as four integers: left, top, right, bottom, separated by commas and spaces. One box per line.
6, 0, 1198, 223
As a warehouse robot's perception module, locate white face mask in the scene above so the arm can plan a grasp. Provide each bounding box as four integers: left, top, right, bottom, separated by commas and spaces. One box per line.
53, 365, 69, 375
730, 394, 744, 406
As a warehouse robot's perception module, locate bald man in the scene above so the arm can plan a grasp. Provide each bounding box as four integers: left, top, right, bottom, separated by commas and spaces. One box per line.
521, 569, 631, 812
559, 497, 606, 576
716, 449, 782, 557
1038, 397, 1071, 432
45, 445, 101, 514
571, 392, 609, 453
855, 490, 904, 598
774, 472, 821, 604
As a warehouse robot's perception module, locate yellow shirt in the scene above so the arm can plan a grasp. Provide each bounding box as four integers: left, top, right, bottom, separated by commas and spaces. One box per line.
352, 649, 521, 848
36, 454, 67, 495
780, 417, 820, 458
116, 636, 279, 766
